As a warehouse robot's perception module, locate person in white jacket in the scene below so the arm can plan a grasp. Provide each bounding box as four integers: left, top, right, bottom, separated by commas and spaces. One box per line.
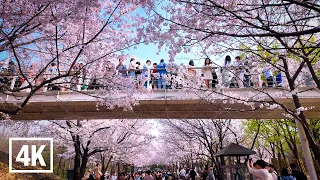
266, 164, 280, 180
247, 160, 273, 180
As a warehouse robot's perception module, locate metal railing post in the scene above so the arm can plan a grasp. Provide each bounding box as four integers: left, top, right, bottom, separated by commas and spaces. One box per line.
10, 76, 17, 90
147, 69, 150, 89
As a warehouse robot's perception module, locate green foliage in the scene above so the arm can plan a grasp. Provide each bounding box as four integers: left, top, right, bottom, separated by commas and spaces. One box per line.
243, 119, 320, 161
149, 164, 165, 171
243, 119, 299, 158
240, 34, 320, 67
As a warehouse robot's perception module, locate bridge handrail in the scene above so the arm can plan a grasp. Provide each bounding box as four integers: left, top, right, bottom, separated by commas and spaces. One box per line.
0, 65, 254, 77
0, 64, 309, 92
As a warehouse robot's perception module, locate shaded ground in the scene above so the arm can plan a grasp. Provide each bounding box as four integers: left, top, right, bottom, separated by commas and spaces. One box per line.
0, 151, 62, 180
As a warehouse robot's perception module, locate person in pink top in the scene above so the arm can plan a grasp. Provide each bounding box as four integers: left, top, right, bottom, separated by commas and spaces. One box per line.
144, 170, 154, 180
247, 160, 273, 180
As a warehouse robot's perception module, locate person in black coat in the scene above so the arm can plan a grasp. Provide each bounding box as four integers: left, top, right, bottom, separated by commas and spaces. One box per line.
290, 164, 307, 180
189, 168, 197, 180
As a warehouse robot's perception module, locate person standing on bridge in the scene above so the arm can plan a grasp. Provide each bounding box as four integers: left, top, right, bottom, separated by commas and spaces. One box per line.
202, 58, 213, 88
143, 60, 152, 88
48, 62, 58, 91
188, 60, 196, 77
152, 62, 158, 89
234, 56, 244, 88
221, 55, 232, 88
129, 58, 136, 77
135, 62, 142, 78
157, 59, 167, 89
116, 58, 127, 78
263, 60, 274, 87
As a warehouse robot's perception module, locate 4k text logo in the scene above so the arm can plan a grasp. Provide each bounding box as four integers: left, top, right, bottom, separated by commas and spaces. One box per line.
9, 138, 53, 173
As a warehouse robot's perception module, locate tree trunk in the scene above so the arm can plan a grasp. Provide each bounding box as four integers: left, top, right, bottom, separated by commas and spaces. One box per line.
291, 94, 318, 179
300, 116, 320, 165
80, 152, 89, 179
102, 155, 113, 174
101, 154, 105, 174
295, 117, 318, 180
73, 135, 82, 180
270, 142, 276, 159
56, 156, 63, 176
279, 141, 286, 161
283, 123, 301, 169
284, 59, 319, 179
117, 162, 120, 176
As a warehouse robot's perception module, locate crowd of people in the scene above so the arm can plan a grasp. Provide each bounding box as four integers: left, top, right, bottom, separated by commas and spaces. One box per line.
83, 164, 216, 180
247, 160, 307, 180
82, 161, 308, 180
112, 56, 304, 90
0, 55, 314, 92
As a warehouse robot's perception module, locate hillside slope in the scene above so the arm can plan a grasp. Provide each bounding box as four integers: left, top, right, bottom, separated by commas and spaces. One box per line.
0, 151, 62, 180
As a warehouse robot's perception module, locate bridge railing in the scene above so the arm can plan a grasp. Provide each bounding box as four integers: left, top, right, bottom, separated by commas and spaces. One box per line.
0, 65, 313, 93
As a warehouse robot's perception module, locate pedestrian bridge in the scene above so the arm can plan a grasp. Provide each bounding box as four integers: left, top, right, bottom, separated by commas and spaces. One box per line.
1, 87, 320, 120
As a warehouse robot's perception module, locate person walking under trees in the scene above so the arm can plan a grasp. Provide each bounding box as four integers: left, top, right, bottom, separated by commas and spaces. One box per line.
90, 163, 103, 180
208, 167, 215, 180
266, 164, 280, 180
189, 167, 197, 180
201, 165, 210, 180
247, 160, 273, 180
180, 167, 186, 180
290, 164, 307, 180
144, 170, 154, 180
281, 168, 296, 180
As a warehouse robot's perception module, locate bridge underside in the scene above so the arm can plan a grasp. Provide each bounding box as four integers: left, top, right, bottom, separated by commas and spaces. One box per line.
4, 98, 320, 120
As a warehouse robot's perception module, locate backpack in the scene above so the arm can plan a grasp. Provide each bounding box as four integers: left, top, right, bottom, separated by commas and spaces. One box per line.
87, 174, 95, 180
281, 175, 295, 180
273, 171, 281, 180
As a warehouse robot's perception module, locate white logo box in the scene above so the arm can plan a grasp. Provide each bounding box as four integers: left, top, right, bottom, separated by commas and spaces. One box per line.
9, 138, 53, 173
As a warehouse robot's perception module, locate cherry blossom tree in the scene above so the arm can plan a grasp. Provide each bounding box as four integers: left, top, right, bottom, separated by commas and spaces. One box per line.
0, 0, 148, 115
97, 120, 154, 174
2, 0, 320, 178
49, 119, 152, 180
0, 119, 153, 179
140, 1, 320, 178
159, 119, 242, 178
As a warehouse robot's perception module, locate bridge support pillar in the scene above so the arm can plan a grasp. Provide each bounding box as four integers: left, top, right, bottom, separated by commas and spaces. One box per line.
295, 118, 318, 180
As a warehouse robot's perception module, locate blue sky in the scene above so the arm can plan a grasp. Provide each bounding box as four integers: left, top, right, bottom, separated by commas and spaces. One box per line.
125, 43, 208, 66
121, 5, 234, 66
124, 6, 212, 66
0, 52, 8, 62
